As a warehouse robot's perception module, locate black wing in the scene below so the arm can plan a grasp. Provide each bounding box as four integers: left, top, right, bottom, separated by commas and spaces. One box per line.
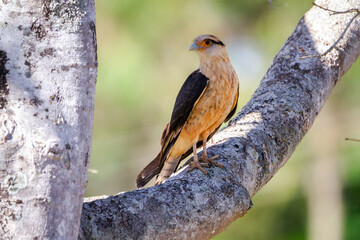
136, 70, 208, 188
160, 69, 209, 154
169, 69, 209, 135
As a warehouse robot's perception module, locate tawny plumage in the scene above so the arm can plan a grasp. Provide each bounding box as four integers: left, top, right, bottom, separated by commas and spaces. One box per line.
136, 35, 239, 188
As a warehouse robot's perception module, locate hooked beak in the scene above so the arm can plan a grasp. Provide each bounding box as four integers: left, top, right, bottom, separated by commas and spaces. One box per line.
189, 42, 200, 51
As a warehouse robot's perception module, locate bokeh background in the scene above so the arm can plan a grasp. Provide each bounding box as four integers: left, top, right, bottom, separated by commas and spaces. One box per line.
86, 1, 360, 239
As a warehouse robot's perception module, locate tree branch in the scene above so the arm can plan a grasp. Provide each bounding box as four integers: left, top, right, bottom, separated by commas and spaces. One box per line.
80, 0, 360, 239
301, 2, 359, 59
345, 138, 360, 142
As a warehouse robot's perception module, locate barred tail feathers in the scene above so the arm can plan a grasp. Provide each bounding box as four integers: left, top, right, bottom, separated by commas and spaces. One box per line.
155, 156, 181, 185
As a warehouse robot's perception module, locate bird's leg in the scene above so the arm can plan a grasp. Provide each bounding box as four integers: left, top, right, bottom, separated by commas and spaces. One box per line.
199, 138, 223, 168
188, 143, 209, 174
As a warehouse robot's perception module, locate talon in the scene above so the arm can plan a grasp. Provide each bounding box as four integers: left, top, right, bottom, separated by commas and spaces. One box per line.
201, 163, 210, 168
200, 155, 223, 168
188, 160, 208, 175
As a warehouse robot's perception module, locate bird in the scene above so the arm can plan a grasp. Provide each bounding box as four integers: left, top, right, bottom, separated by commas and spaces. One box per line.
136, 34, 239, 188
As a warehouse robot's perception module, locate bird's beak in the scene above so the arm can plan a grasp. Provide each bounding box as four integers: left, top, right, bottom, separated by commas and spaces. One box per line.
189, 42, 200, 51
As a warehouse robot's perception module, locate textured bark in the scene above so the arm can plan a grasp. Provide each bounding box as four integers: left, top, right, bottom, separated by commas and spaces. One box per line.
80, 0, 360, 239
0, 0, 97, 239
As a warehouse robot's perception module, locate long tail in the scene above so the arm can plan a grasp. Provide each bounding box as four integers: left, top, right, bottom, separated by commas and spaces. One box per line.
155, 156, 180, 185
136, 152, 161, 188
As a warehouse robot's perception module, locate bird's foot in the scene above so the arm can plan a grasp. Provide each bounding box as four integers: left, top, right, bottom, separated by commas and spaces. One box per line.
199, 155, 223, 168
188, 159, 209, 175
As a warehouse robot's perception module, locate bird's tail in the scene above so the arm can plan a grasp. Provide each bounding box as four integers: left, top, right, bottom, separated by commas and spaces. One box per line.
136, 152, 162, 188
155, 155, 180, 186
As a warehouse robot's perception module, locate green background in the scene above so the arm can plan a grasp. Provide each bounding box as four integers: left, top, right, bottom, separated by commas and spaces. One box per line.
87, 1, 360, 239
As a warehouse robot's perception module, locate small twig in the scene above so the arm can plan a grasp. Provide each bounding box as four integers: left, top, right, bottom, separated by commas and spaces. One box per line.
312, 2, 359, 15
300, 3, 360, 59
345, 138, 360, 142
88, 168, 99, 174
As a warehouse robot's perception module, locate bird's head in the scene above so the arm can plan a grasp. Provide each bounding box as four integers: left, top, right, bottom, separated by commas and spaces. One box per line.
189, 34, 228, 61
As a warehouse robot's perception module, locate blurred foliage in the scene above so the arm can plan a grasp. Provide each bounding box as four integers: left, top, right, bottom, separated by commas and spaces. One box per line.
88, 0, 360, 239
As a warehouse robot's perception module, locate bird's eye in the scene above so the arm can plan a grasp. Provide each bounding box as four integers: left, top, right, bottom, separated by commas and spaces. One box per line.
204, 39, 212, 47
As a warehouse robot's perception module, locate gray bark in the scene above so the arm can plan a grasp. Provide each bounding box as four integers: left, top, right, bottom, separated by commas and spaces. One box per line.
80, 0, 360, 239
0, 0, 97, 239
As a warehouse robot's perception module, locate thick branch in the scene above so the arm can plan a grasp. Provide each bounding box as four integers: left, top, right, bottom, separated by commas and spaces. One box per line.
80, 0, 360, 239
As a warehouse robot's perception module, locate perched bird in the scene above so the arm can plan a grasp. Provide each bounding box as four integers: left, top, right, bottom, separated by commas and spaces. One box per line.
136, 34, 239, 188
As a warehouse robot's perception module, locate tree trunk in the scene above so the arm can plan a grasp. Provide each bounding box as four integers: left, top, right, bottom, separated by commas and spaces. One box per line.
0, 1, 97, 239
80, 0, 359, 239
